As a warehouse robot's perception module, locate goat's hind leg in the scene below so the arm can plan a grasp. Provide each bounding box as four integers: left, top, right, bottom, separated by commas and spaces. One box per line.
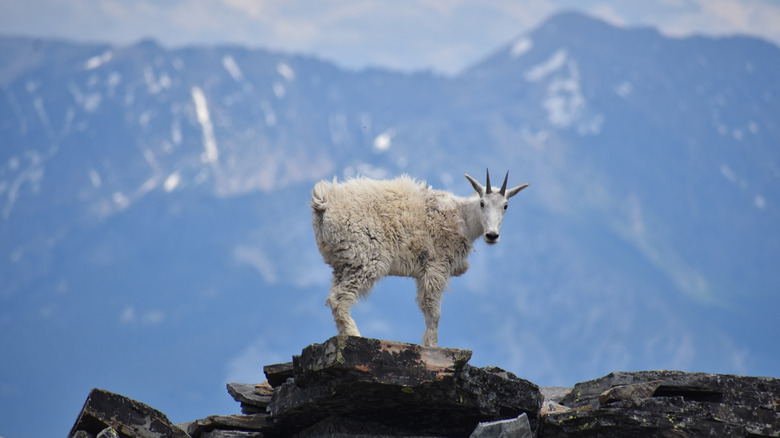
326, 266, 377, 338
415, 268, 447, 348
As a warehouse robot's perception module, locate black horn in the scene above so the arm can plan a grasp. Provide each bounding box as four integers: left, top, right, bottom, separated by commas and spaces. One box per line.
499, 171, 509, 196
485, 169, 492, 194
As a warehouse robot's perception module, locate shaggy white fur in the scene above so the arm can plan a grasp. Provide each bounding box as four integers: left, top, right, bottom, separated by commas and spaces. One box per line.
311, 171, 528, 347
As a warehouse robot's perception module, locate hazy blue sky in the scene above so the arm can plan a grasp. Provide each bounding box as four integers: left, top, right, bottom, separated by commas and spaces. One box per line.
2, 0, 780, 74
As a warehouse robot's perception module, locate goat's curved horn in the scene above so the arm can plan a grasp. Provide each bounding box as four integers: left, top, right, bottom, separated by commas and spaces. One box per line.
499, 171, 509, 196
485, 169, 492, 194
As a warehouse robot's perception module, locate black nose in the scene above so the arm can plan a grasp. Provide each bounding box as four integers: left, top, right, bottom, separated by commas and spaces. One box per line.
485, 232, 499, 242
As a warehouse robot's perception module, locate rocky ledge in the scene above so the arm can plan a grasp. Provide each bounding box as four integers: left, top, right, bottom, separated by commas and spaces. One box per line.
69, 336, 780, 437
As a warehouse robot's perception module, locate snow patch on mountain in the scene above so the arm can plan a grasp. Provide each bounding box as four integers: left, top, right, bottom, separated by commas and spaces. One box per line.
164, 172, 181, 192
191, 86, 219, 164
68, 83, 102, 113
510, 37, 533, 57
373, 129, 395, 152
273, 82, 286, 99
143, 67, 172, 94
524, 49, 567, 82
540, 57, 604, 135
222, 55, 244, 82
277, 62, 295, 81
84, 51, 112, 70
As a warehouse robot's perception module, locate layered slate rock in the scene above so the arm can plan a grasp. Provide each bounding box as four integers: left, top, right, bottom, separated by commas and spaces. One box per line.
266, 336, 542, 437
184, 383, 276, 437
68, 388, 189, 438
226, 382, 274, 415
186, 414, 271, 438
263, 362, 294, 388
541, 370, 780, 437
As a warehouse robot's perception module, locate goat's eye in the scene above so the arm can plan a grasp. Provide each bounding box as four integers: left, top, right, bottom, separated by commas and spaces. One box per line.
480, 200, 485, 208
503, 204, 508, 210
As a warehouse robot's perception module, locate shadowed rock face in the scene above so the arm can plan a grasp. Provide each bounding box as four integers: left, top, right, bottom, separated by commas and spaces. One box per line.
69, 338, 780, 438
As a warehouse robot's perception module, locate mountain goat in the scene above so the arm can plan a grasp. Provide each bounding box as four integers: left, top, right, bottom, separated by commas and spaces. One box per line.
311, 170, 529, 347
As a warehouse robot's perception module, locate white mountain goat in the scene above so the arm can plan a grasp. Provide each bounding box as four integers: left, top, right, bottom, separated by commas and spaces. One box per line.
311, 170, 529, 347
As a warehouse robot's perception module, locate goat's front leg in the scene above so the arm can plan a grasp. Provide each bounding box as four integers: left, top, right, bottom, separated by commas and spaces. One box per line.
415, 268, 448, 347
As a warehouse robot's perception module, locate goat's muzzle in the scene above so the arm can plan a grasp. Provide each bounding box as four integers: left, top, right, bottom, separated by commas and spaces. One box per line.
484, 232, 500, 245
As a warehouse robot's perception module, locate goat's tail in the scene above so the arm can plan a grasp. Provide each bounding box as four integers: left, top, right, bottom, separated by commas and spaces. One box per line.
310, 178, 335, 213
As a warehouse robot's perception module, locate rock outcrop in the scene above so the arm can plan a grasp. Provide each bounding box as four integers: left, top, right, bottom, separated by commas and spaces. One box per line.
68, 387, 189, 438
541, 370, 780, 437
68, 336, 780, 437
262, 336, 541, 437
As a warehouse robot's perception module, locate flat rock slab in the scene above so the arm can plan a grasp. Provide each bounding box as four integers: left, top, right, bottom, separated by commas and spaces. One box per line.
68, 388, 189, 438
268, 336, 540, 437
292, 336, 473, 386
227, 382, 273, 414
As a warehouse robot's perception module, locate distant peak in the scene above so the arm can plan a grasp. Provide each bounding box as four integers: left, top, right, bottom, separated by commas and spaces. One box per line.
134, 38, 162, 50
534, 10, 661, 41
535, 10, 621, 35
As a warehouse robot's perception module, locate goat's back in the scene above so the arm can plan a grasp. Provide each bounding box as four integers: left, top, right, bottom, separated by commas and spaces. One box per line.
311, 175, 427, 212
310, 176, 429, 253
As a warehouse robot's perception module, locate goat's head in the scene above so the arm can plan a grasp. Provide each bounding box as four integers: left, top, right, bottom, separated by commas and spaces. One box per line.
465, 169, 529, 245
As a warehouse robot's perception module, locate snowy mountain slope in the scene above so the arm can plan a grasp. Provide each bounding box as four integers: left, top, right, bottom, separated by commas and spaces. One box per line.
1, 12, 779, 437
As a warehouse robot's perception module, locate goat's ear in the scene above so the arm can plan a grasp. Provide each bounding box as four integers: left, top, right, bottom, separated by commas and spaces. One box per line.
464, 174, 484, 196
505, 183, 529, 199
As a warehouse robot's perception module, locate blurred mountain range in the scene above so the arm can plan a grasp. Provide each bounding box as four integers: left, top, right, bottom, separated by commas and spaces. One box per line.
1, 11, 778, 437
